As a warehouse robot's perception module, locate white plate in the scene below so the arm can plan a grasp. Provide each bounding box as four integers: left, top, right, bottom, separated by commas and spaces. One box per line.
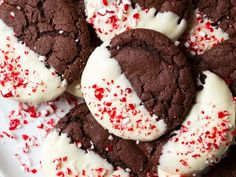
0, 94, 79, 177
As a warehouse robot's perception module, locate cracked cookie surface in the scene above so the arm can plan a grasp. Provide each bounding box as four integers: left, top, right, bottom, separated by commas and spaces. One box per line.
110, 29, 195, 131
196, 0, 236, 37
0, 0, 91, 83
56, 103, 166, 177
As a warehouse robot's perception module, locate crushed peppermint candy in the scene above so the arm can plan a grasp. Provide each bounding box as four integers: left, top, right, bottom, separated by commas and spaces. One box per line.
51, 154, 124, 177
83, 79, 160, 137
168, 108, 234, 169
0, 35, 48, 98
85, 0, 150, 41
0, 93, 79, 175
184, 10, 229, 55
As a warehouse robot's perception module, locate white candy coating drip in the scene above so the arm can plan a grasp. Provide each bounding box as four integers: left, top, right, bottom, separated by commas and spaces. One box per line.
42, 131, 129, 177
0, 20, 67, 104
81, 42, 167, 141
84, 0, 187, 41
158, 71, 236, 176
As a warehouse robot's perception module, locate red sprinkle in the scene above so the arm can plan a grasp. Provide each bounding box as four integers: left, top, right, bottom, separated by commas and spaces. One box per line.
22, 134, 29, 140
102, 0, 108, 6
218, 111, 230, 119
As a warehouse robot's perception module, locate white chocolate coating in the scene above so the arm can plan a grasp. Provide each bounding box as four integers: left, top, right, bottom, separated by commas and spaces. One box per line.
158, 71, 236, 176
158, 168, 182, 177
184, 9, 229, 55
0, 20, 67, 104
81, 42, 167, 141
67, 81, 83, 98
84, 0, 187, 41
42, 131, 129, 177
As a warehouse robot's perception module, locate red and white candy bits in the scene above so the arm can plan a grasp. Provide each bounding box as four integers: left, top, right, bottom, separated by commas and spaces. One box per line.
82, 43, 167, 141
158, 71, 236, 176
184, 10, 229, 55
84, 0, 187, 41
42, 131, 129, 177
0, 94, 79, 175
0, 20, 67, 104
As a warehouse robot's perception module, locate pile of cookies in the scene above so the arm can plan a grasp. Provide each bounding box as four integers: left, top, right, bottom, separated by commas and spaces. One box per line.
0, 0, 236, 177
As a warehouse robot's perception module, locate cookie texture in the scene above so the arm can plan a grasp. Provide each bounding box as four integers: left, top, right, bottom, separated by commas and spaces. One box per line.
56, 103, 166, 176
55, 102, 236, 177
110, 29, 195, 131
194, 37, 236, 96
0, 0, 91, 83
196, 0, 236, 37
133, 0, 190, 19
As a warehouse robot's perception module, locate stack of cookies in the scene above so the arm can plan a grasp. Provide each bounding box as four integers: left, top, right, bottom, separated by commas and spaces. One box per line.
0, 0, 236, 177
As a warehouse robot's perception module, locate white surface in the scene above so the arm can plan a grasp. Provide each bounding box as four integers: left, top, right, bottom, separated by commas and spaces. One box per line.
0, 95, 76, 177
0, 20, 67, 104
82, 42, 167, 141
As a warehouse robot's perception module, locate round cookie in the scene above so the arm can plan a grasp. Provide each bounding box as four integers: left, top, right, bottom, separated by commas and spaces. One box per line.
84, 0, 190, 42
156, 71, 236, 176
0, 0, 91, 103
81, 29, 195, 141
42, 71, 236, 177
194, 37, 236, 96
183, 0, 236, 55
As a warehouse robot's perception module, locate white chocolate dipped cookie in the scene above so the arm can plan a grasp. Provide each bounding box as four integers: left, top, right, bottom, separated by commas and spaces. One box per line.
41, 72, 236, 177
81, 29, 195, 141
158, 71, 236, 176
84, 0, 189, 42
0, 0, 91, 103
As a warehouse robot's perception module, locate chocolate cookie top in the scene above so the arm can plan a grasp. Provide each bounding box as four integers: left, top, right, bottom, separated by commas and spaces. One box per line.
110, 29, 195, 131
194, 37, 236, 96
0, 0, 90, 83
82, 29, 195, 141
84, 0, 190, 42
133, 0, 189, 18
197, 0, 236, 37
42, 71, 236, 177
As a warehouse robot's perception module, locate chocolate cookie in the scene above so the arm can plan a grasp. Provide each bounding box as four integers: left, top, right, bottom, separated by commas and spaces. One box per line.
194, 37, 236, 96
133, 0, 189, 19
42, 103, 157, 177
0, 0, 91, 82
81, 29, 195, 141
67, 23, 102, 98
182, 0, 236, 55
42, 71, 236, 177
0, 0, 91, 103
83, 0, 191, 42
197, 0, 236, 36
